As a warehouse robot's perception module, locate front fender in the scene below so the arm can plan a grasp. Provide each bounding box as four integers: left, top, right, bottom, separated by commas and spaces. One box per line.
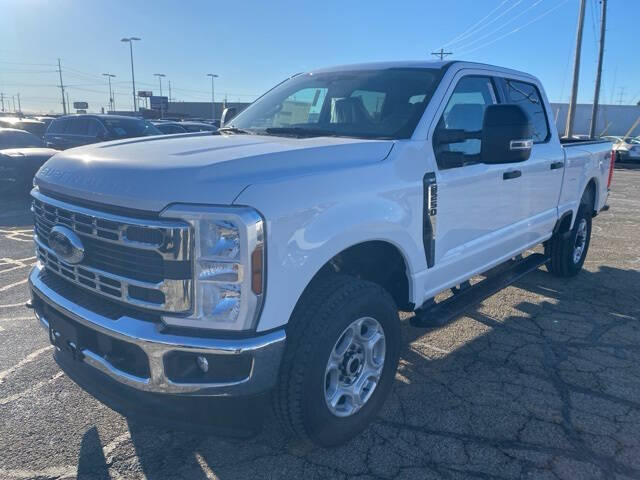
235, 162, 425, 332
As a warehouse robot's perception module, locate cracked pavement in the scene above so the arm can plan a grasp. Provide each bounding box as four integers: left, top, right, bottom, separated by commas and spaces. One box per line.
1, 168, 639, 479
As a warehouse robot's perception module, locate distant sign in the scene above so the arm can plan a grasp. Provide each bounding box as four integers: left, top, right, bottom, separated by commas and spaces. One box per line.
150, 96, 169, 111
75, 109, 87, 114
138, 91, 153, 98
73, 101, 88, 109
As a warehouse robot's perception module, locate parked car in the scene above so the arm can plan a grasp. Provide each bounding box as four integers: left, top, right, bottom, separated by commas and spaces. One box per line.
28, 60, 613, 447
0, 117, 47, 137
0, 127, 44, 149
601, 136, 640, 162
0, 147, 58, 195
151, 121, 188, 134
44, 114, 161, 150
180, 121, 217, 132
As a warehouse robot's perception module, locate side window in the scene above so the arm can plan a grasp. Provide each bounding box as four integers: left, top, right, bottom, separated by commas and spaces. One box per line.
505, 80, 549, 143
68, 117, 89, 135
434, 76, 497, 169
87, 119, 102, 137
47, 119, 65, 134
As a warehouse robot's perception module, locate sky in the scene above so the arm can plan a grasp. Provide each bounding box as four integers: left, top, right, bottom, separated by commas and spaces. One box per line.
0, 0, 638, 114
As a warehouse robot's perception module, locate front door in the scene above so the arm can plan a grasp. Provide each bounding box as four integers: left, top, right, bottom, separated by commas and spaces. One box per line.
425, 74, 529, 296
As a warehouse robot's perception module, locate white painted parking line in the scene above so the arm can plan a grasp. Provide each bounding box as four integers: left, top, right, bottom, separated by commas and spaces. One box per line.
0, 279, 28, 292
0, 228, 33, 242
0, 371, 63, 405
0, 257, 36, 274
0, 346, 52, 383
0, 316, 34, 322
0, 301, 28, 309
0, 466, 77, 480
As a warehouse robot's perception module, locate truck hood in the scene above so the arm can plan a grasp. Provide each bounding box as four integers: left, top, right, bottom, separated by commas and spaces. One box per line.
35, 133, 394, 212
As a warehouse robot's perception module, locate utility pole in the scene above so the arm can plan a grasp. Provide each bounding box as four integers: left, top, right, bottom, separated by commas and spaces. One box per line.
11, 95, 15, 112
617, 86, 626, 105
154, 73, 166, 118
589, 0, 607, 139
102, 73, 116, 112
66, 92, 71, 113
168, 80, 172, 103
206, 73, 219, 121
564, 0, 587, 138
121, 37, 141, 112
16, 93, 20, 113
1, 92, 4, 112
57, 58, 67, 115
431, 48, 452, 61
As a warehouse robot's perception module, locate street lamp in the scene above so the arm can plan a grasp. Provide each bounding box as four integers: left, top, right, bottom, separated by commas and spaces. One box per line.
121, 37, 141, 112
154, 73, 166, 118
102, 73, 116, 112
206, 73, 219, 121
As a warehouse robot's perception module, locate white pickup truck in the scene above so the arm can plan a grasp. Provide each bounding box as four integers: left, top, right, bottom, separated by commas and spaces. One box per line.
28, 61, 613, 446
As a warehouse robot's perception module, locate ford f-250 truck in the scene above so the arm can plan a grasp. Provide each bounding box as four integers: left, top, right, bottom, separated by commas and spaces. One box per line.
27, 61, 614, 447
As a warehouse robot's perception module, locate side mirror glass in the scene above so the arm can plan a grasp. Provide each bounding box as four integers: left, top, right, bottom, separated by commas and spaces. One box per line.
480, 104, 533, 164
221, 107, 237, 127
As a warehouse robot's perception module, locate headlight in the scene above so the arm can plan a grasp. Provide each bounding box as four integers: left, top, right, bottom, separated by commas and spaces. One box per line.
160, 204, 265, 331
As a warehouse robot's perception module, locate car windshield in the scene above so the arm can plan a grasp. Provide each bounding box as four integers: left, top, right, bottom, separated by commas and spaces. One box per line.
228, 67, 442, 139
0, 130, 44, 149
101, 118, 161, 138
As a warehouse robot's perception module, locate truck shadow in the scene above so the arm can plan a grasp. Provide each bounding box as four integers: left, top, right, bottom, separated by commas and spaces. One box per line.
73, 265, 640, 478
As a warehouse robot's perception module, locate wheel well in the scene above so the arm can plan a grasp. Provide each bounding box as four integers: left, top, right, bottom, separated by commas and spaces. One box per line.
315, 241, 412, 311
583, 178, 597, 216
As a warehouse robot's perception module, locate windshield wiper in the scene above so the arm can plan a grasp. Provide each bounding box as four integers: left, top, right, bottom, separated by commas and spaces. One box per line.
218, 126, 254, 135
264, 127, 345, 138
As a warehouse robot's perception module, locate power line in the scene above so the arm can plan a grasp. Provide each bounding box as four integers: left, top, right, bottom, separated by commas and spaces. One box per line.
456, 0, 570, 56
441, 0, 512, 48
452, 0, 545, 53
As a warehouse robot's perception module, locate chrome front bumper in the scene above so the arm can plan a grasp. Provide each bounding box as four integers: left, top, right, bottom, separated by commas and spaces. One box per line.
29, 265, 286, 396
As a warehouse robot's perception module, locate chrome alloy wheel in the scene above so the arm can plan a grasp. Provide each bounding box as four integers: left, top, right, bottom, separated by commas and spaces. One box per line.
573, 218, 588, 264
324, 316, 386, 417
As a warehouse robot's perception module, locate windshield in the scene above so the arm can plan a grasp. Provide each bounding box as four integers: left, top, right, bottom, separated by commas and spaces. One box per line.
229, 68, 442, 139
101, 118, 161, 138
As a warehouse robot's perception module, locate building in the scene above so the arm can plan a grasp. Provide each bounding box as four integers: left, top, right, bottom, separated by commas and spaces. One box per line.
551, 103, 640, 137
166, 101, 250, 121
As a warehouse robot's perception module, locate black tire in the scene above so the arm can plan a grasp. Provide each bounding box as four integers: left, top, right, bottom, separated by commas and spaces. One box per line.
272, 273, 401, 447
546, 204, 592, 277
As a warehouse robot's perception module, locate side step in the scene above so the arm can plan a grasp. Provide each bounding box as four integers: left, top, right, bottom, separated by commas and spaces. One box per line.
410, 253, 549, 328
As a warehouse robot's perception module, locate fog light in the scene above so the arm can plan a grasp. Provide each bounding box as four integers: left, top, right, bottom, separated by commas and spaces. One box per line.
196, 355, 209, 373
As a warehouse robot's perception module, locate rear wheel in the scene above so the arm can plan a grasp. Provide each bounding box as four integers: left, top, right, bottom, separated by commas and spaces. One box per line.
546, 204, 592, 277
272, 274, 401, 447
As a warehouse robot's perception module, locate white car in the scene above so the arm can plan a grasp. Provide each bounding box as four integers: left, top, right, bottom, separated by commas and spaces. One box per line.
602, 135, 640, 161
28, 60, 613, 446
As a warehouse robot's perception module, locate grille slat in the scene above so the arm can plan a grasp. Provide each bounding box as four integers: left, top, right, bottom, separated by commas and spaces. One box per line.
32, 192, 193, 313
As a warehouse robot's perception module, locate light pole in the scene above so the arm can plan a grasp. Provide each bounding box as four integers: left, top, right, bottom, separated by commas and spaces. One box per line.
102, 73, 116, 112
154, 73, 166, 118
121, 37, 141, 112
206, 73, 219, 121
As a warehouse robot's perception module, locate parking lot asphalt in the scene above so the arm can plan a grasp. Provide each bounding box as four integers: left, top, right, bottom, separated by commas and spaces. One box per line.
1, 168, 639, 480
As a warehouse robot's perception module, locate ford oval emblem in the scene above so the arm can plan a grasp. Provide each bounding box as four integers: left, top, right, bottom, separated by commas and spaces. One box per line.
49, 225, 85, 265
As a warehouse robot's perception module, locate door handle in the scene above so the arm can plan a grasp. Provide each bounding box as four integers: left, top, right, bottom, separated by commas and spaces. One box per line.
550, 161, 564, 170
503, 170, 522, 180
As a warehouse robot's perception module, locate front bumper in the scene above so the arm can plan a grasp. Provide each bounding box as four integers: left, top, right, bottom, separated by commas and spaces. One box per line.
29, 264, 286, 397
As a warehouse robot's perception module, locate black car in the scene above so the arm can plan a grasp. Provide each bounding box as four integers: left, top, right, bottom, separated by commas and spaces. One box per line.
0, 128, 58, 196
0, 127, 45, 149
44, 114, 161, 150
152, 121, 188, 134
0, 117, 48, 138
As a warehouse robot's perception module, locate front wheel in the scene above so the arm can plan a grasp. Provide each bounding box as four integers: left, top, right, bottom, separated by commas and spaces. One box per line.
272, 274, 401, 447
546, 204, 592, 277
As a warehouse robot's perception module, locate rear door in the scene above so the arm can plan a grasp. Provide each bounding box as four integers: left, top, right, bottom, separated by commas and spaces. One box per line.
427, 74, 529, 292
501, 78, 563, 244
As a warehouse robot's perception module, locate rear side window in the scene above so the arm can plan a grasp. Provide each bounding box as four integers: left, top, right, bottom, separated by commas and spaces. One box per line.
68, 117, 89, 135
505, 80, 550, 143
47, 118, 66, 134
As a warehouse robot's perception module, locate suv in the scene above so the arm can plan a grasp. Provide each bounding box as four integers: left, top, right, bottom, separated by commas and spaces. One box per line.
44, 114, 160, 150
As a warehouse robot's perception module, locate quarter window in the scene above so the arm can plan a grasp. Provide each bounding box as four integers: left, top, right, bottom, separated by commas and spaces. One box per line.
505, 80, 549, 143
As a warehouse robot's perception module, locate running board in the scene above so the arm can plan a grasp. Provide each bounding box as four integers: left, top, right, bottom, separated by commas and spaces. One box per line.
410, 253, 549, 328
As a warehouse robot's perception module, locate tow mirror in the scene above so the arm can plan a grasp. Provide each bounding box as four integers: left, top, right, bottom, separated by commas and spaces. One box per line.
481, 104, 533, 164
221, 107, 237, 127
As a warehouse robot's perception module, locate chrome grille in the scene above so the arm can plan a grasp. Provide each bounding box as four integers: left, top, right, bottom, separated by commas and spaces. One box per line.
32, 190, 193, 313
